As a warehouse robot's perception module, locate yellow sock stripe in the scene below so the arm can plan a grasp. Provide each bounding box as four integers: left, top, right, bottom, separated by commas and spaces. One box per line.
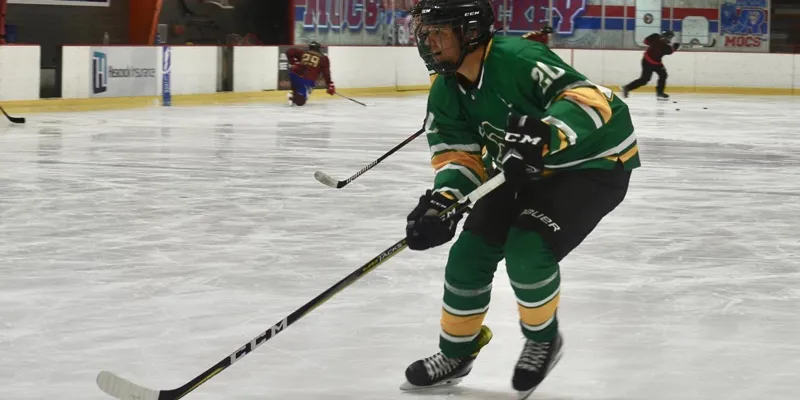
440, 329, 480, 343
521, 315, 556, 332
441, 308, 488, 337
517, 292, 561, 327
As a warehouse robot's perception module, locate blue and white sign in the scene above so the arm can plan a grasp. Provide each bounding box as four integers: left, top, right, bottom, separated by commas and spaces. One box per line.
89, 47, 157, 97
162, 46, 172, 106
92, 51, 108, 94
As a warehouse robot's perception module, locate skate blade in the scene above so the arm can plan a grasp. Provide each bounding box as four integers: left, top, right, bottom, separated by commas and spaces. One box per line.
518, 387, 537, 400
399, 377, 463, 391
515, 349, 565, 400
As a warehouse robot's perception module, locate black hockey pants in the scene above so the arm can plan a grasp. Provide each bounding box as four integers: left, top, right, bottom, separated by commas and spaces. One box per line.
625, 59, 668, 94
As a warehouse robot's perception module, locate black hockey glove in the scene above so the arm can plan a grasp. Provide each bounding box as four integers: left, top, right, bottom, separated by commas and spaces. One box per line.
499, 113, 551, 187
405, 190, 460, 251
672, 42, 680, 50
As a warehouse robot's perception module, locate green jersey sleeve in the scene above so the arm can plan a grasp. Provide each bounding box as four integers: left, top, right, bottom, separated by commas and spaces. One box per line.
515, 45, 634, 163
424, 78, 488, 200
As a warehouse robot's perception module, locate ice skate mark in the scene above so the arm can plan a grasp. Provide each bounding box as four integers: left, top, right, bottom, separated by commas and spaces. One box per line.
637, 184, 800, 198
711, 292, 744, 315
29, 159, 233, 173
264, 344, 321, 368
720, 297, 743, 314
401, 384, 515, 399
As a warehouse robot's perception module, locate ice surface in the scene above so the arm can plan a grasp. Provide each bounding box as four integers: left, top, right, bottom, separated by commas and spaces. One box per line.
0, 94, 799, 400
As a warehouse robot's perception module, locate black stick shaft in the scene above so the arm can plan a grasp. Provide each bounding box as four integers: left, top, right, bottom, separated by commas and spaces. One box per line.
340, 128, 425, 187
315, 128, 426, 189
152, 173, 506, 400
335, 92, 367, 106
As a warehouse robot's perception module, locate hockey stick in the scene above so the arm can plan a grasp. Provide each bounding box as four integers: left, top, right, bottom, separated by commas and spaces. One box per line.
0, 104, 25, 124
314, 128, 425, 188
96, 173, 507, 400
335, 92, 367, 107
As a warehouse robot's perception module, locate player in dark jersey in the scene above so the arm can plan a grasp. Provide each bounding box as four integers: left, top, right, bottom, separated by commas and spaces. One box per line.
285, 41, 335, 106
621, 30, 680, 100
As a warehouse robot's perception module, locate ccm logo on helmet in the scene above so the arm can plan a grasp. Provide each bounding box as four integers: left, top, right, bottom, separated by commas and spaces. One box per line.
465, 11, 479, 16
504, 132, 542, 145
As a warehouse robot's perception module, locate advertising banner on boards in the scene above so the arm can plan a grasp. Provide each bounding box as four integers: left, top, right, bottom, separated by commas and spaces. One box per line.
90, 47, 157, 97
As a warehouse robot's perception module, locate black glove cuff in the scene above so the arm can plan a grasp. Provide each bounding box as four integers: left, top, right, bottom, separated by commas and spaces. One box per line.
429, 191, 457, 211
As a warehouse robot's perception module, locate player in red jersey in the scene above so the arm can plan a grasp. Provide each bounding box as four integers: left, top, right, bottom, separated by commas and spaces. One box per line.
285, 41, 335, 106
521, 25, 552, 46
621, 30, 680, 100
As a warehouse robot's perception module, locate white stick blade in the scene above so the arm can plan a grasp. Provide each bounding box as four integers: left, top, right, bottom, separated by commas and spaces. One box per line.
97, 371, 160, 400
313, 171, 340, 188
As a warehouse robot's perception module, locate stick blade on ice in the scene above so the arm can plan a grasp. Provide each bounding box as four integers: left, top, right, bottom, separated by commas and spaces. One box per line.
96, 371, 161, 400
314, 170, 343, 188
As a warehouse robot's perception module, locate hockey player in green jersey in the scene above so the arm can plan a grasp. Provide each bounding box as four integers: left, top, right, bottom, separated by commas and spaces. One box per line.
401, 0, 639, 398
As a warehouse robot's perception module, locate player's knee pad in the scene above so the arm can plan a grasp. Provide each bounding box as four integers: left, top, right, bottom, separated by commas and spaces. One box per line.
444, 230, 503, 287
504, 228, 558, 278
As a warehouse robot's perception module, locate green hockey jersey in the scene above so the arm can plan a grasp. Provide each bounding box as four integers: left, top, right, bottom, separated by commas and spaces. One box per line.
425, 36, 640, 200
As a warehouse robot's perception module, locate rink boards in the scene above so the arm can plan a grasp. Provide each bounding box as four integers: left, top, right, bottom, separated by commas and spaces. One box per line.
0, 45, 799, 113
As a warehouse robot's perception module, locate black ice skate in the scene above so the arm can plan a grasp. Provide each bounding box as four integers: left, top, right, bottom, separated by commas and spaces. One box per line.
656, 92, 670, 100
400, 325, 493, 391
512, 332, 564, 400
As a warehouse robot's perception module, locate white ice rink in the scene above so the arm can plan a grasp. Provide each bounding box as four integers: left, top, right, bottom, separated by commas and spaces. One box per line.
1, 93, 799, 400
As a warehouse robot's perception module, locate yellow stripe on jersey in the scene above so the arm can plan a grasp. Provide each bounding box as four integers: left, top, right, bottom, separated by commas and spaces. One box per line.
555, 129, 569, 152
431, 151, 488, 182
441, 308, 487, 337
605, 143, 639, 163
557, 87, 612, 123
517, 292, 560, 327
439, 191, 456, 201
540, 121, 568, 155
619, 144, 639, 162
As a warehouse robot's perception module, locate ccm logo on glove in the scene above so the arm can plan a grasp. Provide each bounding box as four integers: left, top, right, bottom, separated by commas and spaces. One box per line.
504, 132, 543, 145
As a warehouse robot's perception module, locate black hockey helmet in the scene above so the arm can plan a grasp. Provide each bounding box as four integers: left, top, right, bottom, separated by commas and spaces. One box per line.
309, 41, 321, 52
660, 30, 675, 41
541, 25, 553, 34
411, 0, 495, 75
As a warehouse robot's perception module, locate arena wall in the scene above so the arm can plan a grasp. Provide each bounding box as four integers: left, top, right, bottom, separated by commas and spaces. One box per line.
2, 45, 799, 113
0, 45, 40, 101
